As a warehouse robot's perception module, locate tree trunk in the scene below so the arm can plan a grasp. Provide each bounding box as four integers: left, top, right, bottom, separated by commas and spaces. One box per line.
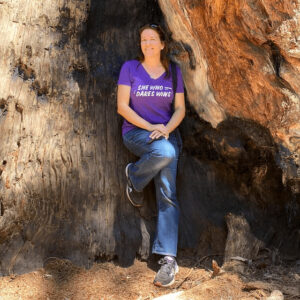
0, 0, 299, 275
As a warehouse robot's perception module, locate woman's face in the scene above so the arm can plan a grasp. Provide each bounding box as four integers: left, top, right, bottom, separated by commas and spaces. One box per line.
140, 29, 164, 58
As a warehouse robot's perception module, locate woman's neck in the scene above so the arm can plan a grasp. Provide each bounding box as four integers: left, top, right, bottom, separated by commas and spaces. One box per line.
142, 56, 162, 68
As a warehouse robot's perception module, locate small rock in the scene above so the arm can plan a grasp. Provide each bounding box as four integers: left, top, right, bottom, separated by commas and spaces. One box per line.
230, 256, 249, 263
266, 290, 284, 300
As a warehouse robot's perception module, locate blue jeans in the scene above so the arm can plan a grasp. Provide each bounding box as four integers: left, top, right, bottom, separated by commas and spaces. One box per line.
123, 128, 180, 257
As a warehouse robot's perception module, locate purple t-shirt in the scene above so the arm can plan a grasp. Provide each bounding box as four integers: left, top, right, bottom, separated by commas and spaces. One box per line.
118, 60, 184, 135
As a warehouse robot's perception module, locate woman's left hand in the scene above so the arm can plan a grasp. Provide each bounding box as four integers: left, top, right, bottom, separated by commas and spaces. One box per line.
149, 129, 169, 141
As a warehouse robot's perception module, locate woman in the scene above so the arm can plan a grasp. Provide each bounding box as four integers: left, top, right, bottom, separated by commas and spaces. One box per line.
117, 24, 185, 287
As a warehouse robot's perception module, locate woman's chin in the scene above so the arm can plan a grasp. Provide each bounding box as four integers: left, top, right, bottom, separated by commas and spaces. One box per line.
143, 52, 159, 58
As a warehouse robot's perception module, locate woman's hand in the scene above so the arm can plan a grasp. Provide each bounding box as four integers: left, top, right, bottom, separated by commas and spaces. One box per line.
149, 129, 169, 141
149, 124, 169, 141
149, 124, 169, 136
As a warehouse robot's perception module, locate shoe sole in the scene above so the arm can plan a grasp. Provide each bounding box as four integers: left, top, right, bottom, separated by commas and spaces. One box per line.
154, 278, 175, 287
153, 265, 179, 287
125, 163, 131, 179
126, 185, 142, 207
125, 164, 142, 208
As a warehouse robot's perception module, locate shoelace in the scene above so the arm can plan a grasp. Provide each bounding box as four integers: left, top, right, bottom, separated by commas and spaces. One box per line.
158, 258, 175, 274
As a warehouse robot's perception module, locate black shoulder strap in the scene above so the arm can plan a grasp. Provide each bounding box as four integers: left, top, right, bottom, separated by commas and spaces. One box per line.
170, 61, 177, 111
170, 61, 183, 153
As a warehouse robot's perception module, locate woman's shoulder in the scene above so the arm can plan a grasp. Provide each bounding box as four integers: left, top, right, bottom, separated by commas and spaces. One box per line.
122, 59, 140, 68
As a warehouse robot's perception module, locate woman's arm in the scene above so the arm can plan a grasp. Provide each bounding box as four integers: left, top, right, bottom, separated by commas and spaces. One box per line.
149, 92, 185, 140
117, 84, 169, 135
166, 92, 185, 133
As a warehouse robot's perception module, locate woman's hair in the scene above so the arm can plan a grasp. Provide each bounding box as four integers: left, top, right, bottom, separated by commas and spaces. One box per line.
137, 24, 170, 78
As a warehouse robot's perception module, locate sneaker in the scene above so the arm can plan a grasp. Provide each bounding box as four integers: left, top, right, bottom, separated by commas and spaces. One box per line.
125, 163, 143, 207
153, 256, 179, 287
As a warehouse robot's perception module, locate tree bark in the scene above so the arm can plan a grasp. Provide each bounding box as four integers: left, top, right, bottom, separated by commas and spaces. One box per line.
0, 0, 163, 274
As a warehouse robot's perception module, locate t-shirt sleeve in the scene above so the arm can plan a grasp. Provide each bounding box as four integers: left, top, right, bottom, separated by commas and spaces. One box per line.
118, 61, 132, 86
176, 65, 184, 93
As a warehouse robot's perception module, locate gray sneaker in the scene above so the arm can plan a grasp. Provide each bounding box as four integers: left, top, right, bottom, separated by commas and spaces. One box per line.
153, 256, 179, 287
125, 163, 143, 207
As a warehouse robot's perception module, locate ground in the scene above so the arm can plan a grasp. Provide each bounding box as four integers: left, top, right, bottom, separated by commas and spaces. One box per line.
0, 255, 299, 300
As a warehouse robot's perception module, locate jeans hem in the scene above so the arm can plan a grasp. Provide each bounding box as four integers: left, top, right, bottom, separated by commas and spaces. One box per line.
152, 250, 177, 257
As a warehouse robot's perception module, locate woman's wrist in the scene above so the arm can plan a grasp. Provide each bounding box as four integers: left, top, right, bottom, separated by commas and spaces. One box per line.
165, 125, 172, 134
146, 122, 153, 132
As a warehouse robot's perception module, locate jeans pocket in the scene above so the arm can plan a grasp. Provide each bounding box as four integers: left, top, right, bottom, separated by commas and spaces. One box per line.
123, 128, 138, 142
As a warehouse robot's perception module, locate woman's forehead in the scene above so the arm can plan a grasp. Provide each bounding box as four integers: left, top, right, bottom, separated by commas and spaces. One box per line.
140, 29, 160, 39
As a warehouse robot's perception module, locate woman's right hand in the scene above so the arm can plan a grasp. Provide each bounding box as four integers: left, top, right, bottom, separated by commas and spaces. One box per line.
149, 129, 169, 141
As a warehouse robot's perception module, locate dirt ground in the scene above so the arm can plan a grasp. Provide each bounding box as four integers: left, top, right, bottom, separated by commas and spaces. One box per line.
0, 255, 299, 300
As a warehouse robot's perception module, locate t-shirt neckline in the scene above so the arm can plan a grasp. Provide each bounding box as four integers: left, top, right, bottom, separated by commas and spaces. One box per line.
140, 62, 166, 80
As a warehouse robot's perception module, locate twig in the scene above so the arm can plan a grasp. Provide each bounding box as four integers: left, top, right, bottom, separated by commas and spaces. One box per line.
175, 266, 195, 289
175, 254, 221, 289
43, 256, 60, 265
198, 264, 214, 273
197, 254, 222, 265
